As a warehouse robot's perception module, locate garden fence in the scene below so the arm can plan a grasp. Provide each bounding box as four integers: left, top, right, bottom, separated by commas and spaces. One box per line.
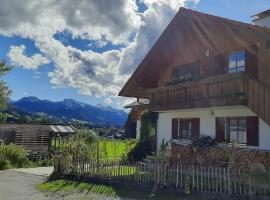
54, 158, 270, 197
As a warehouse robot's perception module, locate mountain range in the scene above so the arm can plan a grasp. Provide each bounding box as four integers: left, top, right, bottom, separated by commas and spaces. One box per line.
9, 96, 128, 127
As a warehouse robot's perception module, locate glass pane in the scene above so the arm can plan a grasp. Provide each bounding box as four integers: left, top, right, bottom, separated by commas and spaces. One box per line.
229, 53, 237, 68
238, 131, 247, 143
237, 66, 245, 72
237, 51, 245, 68
230, 119, 238, 131
230, 131, 238, 142
238, 119, 247, 131
229, 68, 237, 73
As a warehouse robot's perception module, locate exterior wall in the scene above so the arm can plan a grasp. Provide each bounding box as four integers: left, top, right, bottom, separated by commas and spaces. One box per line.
254, 15, 270, 28
136, 120, 141, 140
156, 106, 270, 150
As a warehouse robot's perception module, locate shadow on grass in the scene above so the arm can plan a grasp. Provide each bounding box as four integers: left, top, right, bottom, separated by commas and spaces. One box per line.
38, 173, 246, 200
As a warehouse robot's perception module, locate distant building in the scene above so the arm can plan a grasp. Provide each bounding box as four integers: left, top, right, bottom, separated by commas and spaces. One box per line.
124, 99, 149, 139
252, 9, 270, 28
0, 124, 76, 158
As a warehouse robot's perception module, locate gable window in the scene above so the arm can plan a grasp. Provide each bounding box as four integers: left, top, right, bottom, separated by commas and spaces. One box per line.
228, 50, 245, 73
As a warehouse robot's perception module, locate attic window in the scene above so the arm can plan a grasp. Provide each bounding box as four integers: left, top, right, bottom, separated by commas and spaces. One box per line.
228, 50, 245, 73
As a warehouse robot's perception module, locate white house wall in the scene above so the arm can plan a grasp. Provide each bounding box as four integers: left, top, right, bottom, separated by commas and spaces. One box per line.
156, 106, 270, 150
254, 15, 270, 28
136, 120, 141, 140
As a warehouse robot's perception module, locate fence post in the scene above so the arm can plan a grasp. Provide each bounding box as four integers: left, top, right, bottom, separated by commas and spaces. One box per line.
228, 167, 231, 194
176, 165, 179, 188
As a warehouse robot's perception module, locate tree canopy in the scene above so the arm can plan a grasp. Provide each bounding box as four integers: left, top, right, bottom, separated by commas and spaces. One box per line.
0, 60, 12, 121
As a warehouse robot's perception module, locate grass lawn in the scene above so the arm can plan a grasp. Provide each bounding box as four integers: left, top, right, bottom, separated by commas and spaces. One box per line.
93, 139, 137, 160
98, 139, 133, 160
37, 179, 208, 200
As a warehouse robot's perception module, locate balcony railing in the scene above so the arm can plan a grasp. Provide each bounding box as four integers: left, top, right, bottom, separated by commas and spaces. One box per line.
149, 73, 249, 111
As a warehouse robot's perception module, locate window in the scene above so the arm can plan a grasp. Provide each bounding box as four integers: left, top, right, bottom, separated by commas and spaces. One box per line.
172, 118, 199, 140
180, 119, 193, 139
228, 51, 245, 73
228, 117, 247, 144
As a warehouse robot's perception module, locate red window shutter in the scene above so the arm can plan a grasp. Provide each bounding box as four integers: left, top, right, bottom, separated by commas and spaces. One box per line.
247, 116, 259, 146
172, 118, 178, 139
216, 117, 225, 142
191, 118, 200, 138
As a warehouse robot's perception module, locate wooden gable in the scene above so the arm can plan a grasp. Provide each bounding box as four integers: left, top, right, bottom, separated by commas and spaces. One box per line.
119, 7, 270, 98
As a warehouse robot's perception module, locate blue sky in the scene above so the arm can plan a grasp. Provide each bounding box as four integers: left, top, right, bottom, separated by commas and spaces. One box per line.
0, 0, 269, 109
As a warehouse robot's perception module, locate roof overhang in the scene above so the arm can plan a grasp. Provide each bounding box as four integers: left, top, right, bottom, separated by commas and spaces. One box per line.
119, 7, 270, 99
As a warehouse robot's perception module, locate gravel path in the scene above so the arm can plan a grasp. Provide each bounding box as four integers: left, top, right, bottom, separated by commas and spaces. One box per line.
0, 168, 130, 200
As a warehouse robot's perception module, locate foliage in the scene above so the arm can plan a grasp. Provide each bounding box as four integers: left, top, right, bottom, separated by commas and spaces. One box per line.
0, 144, 30, 169
0, 60, 12, 122
77, 129, 97, 144
128, 110, 156, 161
192, 136, 216, 149
250, 163, 270, 188
124, 112, 137, 138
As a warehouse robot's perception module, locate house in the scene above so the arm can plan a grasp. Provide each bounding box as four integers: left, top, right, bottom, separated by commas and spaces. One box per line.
124, 99, 149, 139
0, 124, 76, 158
119, 7, 270, 152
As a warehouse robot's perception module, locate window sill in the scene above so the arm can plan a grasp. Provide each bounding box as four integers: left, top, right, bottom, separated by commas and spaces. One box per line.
172, 139, 193, 146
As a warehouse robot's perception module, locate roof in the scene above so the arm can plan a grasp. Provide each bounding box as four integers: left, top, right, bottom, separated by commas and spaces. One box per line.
124, 99, 149, 108
119, 7, 270, 98
49, 125, 76, 133
252, 9, 270, 21
0, 123, 76, 133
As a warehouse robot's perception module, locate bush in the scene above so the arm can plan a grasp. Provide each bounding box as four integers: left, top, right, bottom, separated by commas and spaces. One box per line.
192, 136, 216, 149
0, 144, 30, 169
127, 110, 156, 161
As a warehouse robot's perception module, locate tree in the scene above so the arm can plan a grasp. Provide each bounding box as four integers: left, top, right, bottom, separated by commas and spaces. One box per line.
127, 110, 157, 161
124, 113, 136, 138
0, 60, 12, 122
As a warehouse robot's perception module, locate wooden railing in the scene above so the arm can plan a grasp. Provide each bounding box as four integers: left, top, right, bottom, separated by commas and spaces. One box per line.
149, 73, 249, 111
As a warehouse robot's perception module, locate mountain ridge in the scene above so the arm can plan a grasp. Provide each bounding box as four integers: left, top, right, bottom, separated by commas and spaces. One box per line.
11, 96, 127, 126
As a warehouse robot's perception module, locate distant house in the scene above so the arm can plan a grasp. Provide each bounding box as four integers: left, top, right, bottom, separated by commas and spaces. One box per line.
0, 124, 76, 158
119, 8, 270, 151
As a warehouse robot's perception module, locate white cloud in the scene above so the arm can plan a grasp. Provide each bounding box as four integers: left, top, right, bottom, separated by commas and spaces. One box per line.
104, 97, 113, 104
1, 0, 200, 105
8, 45, 49, 69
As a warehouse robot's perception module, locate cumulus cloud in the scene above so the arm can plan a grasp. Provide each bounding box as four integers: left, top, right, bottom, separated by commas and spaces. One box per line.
8, 45, 50, 69
1, 0, 200, 104
104, 97, 113, 105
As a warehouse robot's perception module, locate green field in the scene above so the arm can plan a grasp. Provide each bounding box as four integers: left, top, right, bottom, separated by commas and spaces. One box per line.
54, 138, 137, 160
97, 139, 136, 160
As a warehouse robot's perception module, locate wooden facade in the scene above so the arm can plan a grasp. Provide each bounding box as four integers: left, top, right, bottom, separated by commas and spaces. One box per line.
119, 7, 270, 127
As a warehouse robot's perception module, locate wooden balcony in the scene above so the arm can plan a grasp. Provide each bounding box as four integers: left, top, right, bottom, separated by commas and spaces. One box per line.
149, 73, 250, 111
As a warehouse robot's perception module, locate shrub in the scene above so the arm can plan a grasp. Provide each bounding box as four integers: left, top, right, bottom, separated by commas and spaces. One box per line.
192, 136, 216, 149
0, 144, 30, 169
127, 110, 156, 161
0, 159, 12, 170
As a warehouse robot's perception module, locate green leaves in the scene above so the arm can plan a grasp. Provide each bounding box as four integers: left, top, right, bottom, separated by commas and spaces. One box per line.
0, 60, 12, 120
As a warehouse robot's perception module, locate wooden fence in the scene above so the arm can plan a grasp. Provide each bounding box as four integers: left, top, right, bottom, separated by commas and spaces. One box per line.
54, 158, 270, 197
